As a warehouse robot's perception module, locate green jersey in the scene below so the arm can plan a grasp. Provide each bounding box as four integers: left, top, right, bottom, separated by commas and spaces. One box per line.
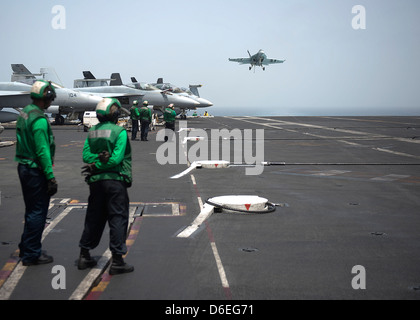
15, 104, 55, 180
83, 121, 132, 186
139, 106, 152, 122
164, 108, 176, 123
130, 106, 140, 120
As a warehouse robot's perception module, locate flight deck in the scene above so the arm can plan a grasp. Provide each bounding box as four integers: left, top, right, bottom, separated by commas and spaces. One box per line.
1, 116, 420, 301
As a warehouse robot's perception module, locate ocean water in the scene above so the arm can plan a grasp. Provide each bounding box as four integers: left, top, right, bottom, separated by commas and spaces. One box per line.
199, 106, 420, 117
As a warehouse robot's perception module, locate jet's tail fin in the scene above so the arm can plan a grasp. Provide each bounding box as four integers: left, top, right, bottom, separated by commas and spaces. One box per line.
189, 84, 203, 97
11, 64, 38, 85
75, 71, 110, 88
110, 73, 123, 86
157, 78, 164, 84
83, 71, 96, 79
130, 77, 141, 89
11, 64, 63, 86
11, 64, 33, 75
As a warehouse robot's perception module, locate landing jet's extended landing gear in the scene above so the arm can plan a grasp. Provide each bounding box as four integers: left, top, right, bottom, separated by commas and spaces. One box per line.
263, 67, 266, 71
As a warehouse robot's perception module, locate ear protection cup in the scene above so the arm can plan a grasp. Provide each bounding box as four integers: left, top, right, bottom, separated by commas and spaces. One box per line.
111, 107, 120, 123
44, 84, 57, 101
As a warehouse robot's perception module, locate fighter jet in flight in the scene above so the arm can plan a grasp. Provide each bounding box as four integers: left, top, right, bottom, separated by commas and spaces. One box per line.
229, 49, 285, 71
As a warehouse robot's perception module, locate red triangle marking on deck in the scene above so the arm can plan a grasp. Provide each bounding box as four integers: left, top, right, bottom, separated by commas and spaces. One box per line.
215, 164, 219, 168
245, 204, 251, 211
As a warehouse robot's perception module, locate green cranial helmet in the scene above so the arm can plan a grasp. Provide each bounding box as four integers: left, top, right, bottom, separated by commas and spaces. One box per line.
96, 98, 121, 123
30, 80, 57, 101
96, 98, 121, 116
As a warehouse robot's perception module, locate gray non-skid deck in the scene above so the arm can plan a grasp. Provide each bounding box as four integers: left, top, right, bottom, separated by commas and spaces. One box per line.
1, 116, 420, 300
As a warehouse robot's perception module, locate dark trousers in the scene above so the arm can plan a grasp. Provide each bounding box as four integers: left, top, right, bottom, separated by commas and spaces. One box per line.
79, 180, 129, 255
164, 121, 175, 142
131, 119, 139, 140
17, 164, 50, 263
140, 120, 150, 140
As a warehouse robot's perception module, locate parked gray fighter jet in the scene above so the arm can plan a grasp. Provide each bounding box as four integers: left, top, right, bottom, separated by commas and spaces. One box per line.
229, 49, 285, 71
7, 66, 196, 125
0, 78, 103, 125
6, 65, 107, 125
146, 78, 213, 119
153, 78, 213, 107
75, 72, 199, 114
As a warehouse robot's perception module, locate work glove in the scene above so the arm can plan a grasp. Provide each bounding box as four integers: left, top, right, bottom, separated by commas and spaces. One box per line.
98, 151, 110, 164
47, 178, 58, 197
81, 163, 96, 177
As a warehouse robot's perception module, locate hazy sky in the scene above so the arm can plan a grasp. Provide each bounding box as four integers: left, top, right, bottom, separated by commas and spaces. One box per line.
1, 0, 419, 116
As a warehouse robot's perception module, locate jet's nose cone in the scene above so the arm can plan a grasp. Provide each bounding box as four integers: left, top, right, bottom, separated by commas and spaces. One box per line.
172, 95, 200, 108
87, 93, 104, 104
196, 98, 213, 107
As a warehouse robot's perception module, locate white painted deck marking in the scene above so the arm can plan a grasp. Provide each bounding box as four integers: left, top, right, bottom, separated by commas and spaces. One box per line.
0, 205, 81, 300
232, 116, 420, 159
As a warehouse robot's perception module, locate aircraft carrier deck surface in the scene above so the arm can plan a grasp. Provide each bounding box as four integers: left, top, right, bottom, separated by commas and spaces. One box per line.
1, 116, 420, 303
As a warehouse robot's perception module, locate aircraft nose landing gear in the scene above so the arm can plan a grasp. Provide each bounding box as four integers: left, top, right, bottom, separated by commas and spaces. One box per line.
55, 114, 65, 125
180, 109, 187, 120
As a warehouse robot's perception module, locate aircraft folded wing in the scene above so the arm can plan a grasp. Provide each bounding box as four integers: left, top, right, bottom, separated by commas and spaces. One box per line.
262, 58, 286, 65
228, 58, 251, 65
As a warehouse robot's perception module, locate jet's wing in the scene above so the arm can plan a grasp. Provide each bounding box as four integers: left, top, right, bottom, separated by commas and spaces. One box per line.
0, 92, 31, 107
228, 58, 251, 65
262, 59, 286, 65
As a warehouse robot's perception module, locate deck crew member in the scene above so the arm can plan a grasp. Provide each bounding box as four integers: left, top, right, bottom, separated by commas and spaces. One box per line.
139, 100, 152, 141
78, 98, 134, 275
163, 104, 176, 142
15, 80, 57, 266
130, 100, 140, 141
